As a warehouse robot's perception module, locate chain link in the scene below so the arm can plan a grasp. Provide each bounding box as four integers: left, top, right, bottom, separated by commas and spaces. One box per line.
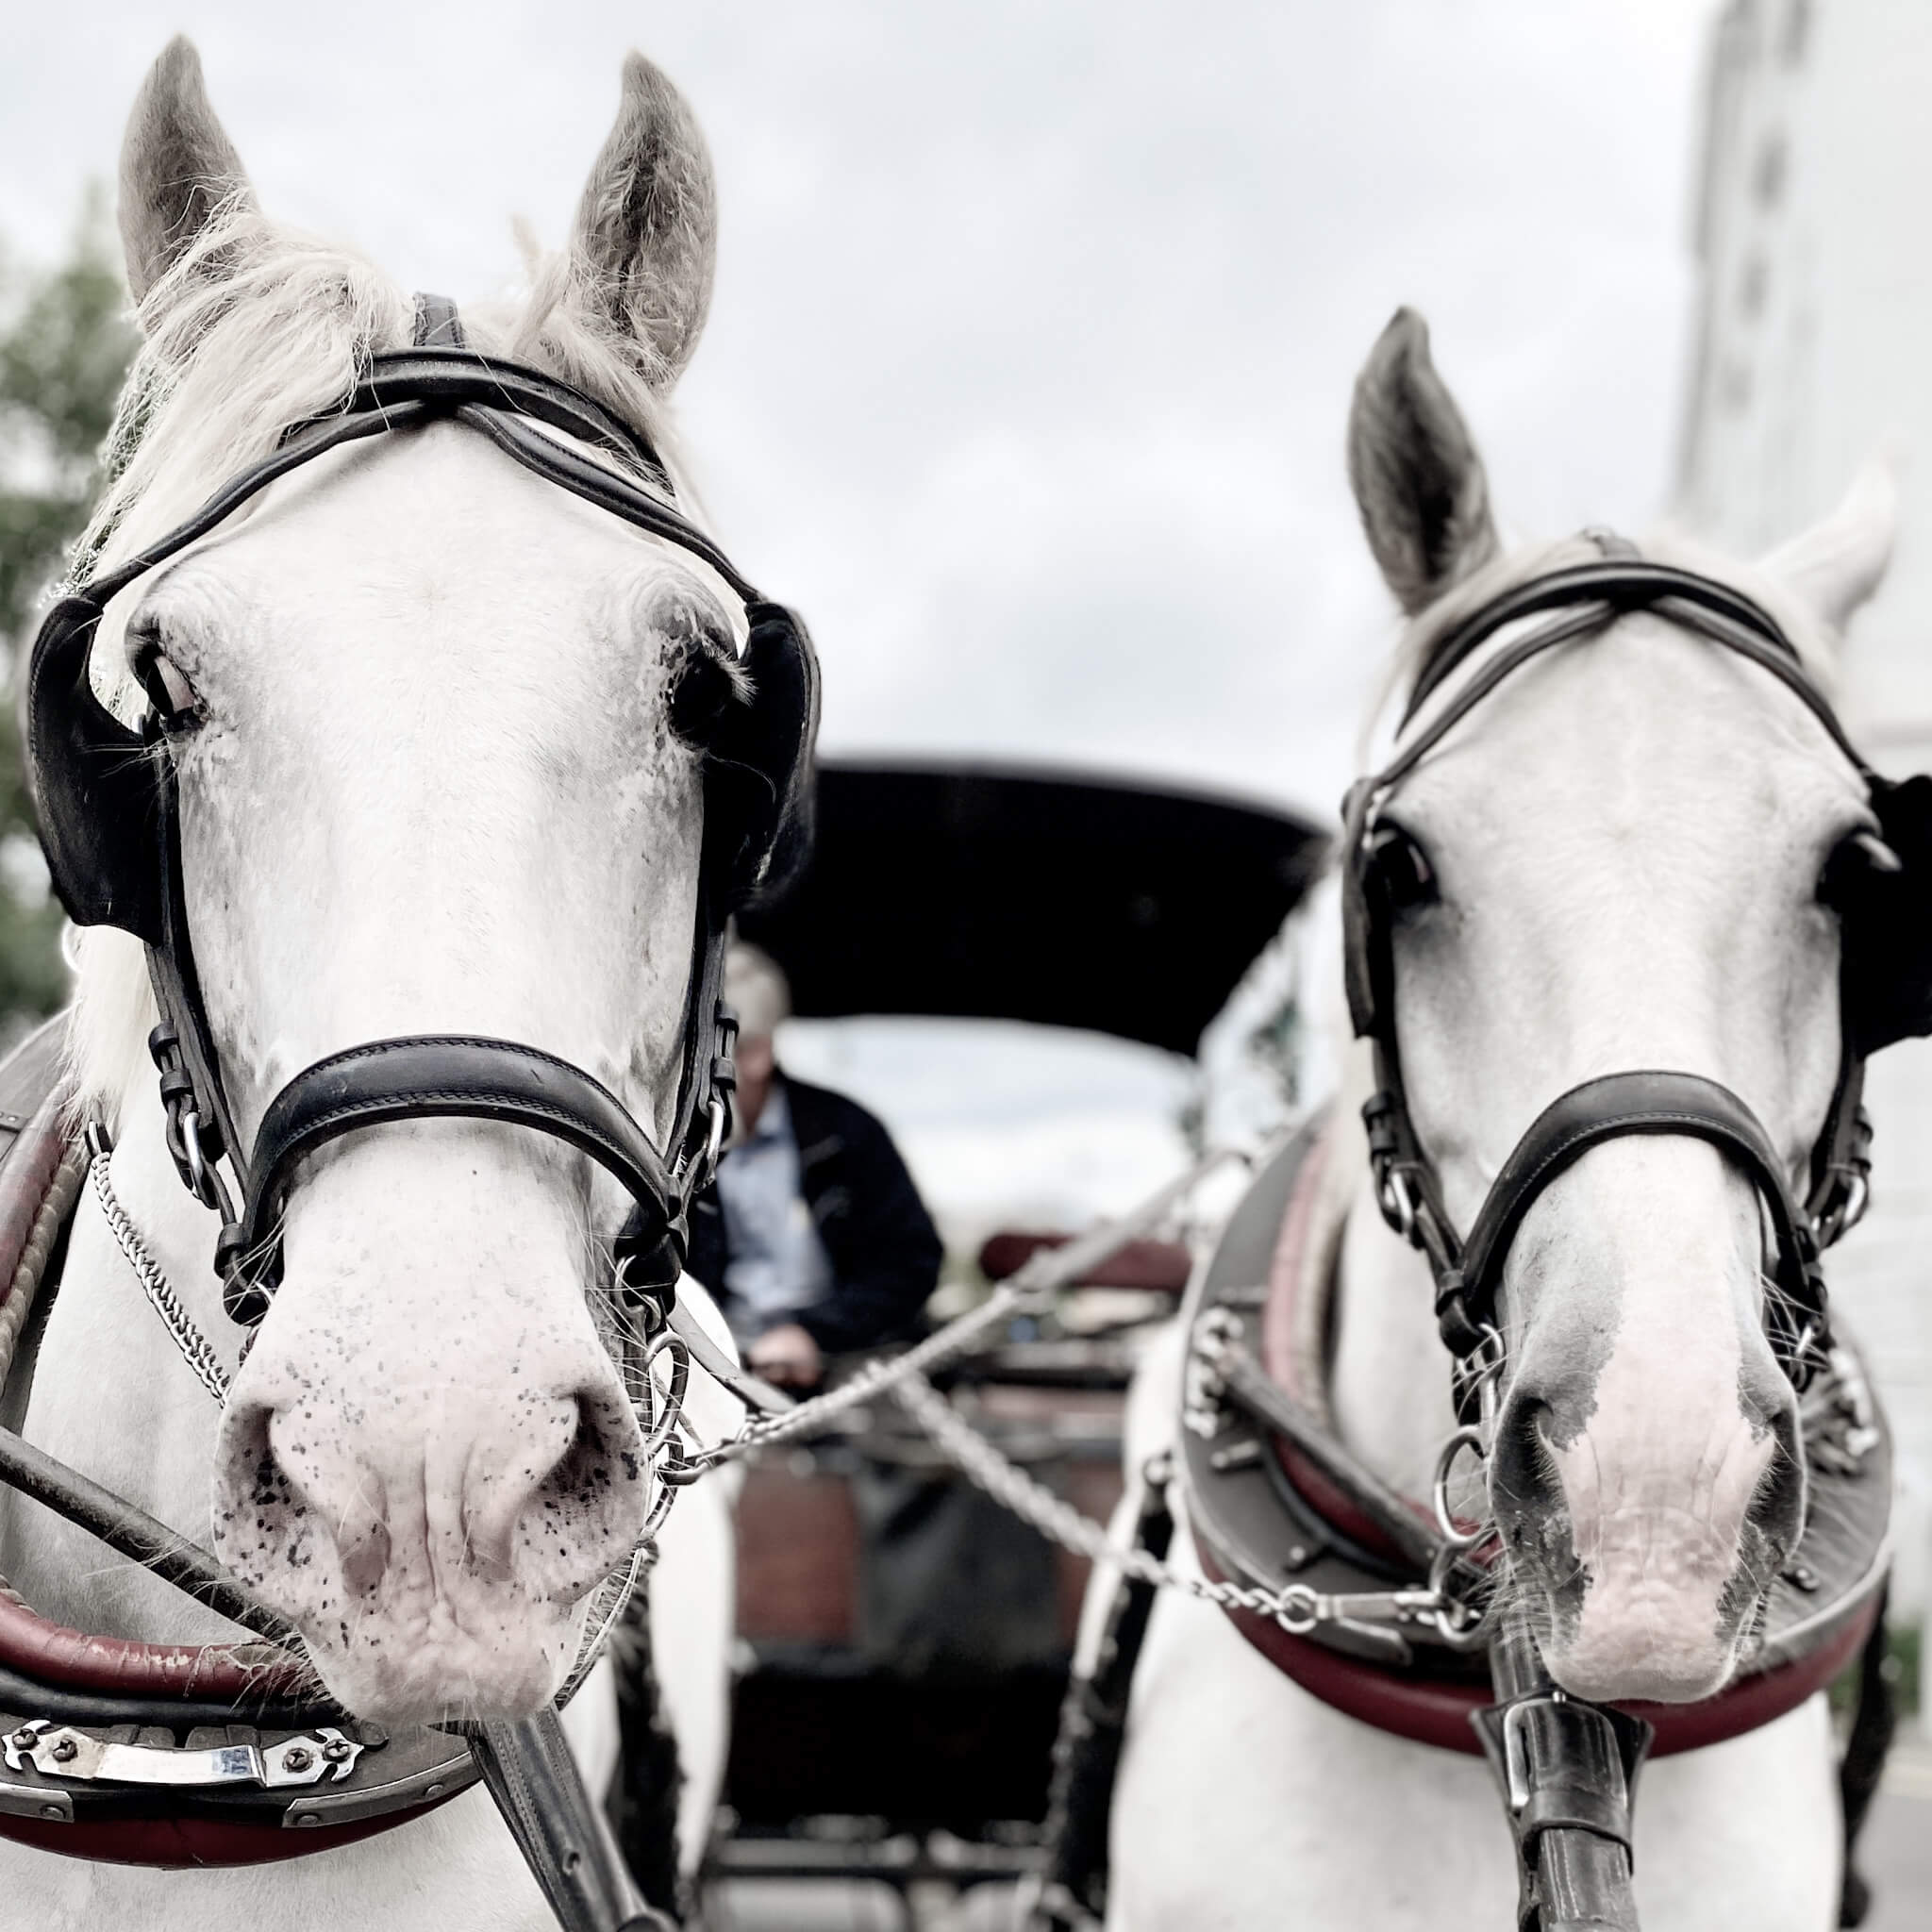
889, 1365, 1484, 1644
86, 1120, 1491, 1655
685, 1146, 1250, 1471
87, 1134, 233, 1406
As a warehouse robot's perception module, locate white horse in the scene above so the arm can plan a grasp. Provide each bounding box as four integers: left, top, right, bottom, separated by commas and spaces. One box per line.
1103, 312, 1897, 1929
0, 39, 747, 1930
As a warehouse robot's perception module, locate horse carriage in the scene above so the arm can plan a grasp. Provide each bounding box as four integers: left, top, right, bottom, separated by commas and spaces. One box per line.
704, 758, 1324, 1915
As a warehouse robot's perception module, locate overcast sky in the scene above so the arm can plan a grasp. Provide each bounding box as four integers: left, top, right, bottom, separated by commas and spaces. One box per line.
5, 0, 1721, 826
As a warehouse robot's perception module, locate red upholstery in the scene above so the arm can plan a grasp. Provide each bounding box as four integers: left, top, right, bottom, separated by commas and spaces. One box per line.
977, 1230, 1191, 1292
1204, 1533, 1878, 1757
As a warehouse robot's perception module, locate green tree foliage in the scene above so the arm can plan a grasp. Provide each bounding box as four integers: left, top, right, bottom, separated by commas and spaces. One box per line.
0, 199, 137, 1025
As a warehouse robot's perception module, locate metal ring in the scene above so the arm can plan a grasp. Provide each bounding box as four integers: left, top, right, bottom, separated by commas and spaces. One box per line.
1424, 1542, 1495, 1651
1268, 1582, 1321, 1636
174, 1108, 238, 1223
1375, 1165, 1420, 1241
1817, 1171, 1870, 1247
642, 1454, 682, 1538
642, 1330, 691, 1459
1432, 1591, 1495, 1653
1430, 1424, 1490, 1550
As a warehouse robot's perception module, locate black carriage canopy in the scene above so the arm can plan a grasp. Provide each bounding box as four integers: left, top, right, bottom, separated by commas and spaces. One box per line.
737, 760, 1329, 1056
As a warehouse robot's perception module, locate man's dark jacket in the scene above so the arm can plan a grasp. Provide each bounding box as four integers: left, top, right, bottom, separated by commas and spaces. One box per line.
685, 1074, 942, 1354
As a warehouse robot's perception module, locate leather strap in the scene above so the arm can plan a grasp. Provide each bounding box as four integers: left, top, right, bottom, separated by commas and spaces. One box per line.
364, 348, 673, 495
229, 1032, 792, 1413
466, 1712, 673, 1932
411, 291, 469, 352
230, 1037, 681, 1315
1347, 541, 1869, 1394
1441, 1071, 1824, 1361
1408, 560, 1809, 723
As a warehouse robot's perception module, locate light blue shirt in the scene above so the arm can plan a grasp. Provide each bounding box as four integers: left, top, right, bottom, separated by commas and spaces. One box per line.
713, 1083, 833, 1343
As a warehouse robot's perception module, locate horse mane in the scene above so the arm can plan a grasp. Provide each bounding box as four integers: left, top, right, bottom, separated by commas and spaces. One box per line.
65, 200, 701, 1120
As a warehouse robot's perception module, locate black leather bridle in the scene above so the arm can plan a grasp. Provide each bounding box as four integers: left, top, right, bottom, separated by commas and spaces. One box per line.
25, 296, 814, 1407
1341, 538, 1932, 1406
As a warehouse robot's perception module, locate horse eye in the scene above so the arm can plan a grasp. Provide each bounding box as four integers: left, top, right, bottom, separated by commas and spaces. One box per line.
1818, 828, 1902, 908
1369, 823, 1438, 912
131, 641, 204, 733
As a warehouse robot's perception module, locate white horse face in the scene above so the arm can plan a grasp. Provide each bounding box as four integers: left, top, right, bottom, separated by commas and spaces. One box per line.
104, 42, 730, 1722
1346, 312, 1895, 1702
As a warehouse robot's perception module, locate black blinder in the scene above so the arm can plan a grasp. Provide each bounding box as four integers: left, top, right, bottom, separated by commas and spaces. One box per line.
1840, 771, 1932, 1057
1339, 775, 1384, 1041
24, 593, 164, 946
698, 601, 821, 910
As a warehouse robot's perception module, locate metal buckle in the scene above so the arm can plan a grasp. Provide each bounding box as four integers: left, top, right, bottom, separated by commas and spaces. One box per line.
1500, 1694, 1566, 1811
1813, 1168, 1871, 1248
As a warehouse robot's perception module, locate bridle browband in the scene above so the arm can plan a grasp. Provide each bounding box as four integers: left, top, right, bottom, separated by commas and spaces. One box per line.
24, 295, 813, 1405
1342, 540, 1932, 1407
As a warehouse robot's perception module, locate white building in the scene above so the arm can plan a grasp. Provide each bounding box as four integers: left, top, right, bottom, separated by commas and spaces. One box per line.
1679, 0, 1932, 1615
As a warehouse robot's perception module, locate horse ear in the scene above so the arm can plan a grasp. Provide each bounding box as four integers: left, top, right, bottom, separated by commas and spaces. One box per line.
1757, 457, 1899, 640
564, 53, 717, 391
1347, 308, 1500, 615
119, 37, 256, 307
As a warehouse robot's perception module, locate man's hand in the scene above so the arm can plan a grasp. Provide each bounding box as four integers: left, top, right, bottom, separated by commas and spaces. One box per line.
748, 1322, 823, 1389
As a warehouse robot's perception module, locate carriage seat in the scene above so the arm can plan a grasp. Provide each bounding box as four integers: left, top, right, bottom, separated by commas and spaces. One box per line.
976, 1230, 1191, 1292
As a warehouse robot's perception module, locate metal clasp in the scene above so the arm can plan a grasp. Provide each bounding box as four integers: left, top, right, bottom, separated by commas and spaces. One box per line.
1374, 1162, 1421, 1243
3, 1720, 361, 1790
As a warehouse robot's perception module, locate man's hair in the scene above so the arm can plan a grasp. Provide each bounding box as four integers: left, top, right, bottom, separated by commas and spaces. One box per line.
724, 941, 791, 1040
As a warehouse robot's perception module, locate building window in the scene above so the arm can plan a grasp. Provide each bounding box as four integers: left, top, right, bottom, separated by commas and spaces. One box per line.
1754, 130, 1787, 208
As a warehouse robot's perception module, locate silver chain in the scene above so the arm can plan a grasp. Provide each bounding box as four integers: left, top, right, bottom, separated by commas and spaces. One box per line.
87, 1134, 233, 1406
890, 1364, 1489, 1645
686, 1147, 1250, 1471
87, 1122, 1494, 1655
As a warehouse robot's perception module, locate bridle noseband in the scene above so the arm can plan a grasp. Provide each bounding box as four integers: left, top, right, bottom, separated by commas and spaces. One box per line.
25, 295, 813, 1402
1343, 540, 1932, 1407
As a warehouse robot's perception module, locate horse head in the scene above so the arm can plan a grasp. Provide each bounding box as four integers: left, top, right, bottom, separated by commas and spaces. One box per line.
69, 38, 764, 1724
1344, 308, 1895, 1702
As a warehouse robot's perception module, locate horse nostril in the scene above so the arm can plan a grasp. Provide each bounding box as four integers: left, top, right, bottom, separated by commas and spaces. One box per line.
496, 1383, 649, 1603
1486, 1391, 1557, 1519
1744, 1382, 1807, 1557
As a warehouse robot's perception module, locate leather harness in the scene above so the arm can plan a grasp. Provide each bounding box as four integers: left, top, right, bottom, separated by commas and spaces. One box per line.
1341, 545, 1932, 1401
25, 295, 816, 1378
